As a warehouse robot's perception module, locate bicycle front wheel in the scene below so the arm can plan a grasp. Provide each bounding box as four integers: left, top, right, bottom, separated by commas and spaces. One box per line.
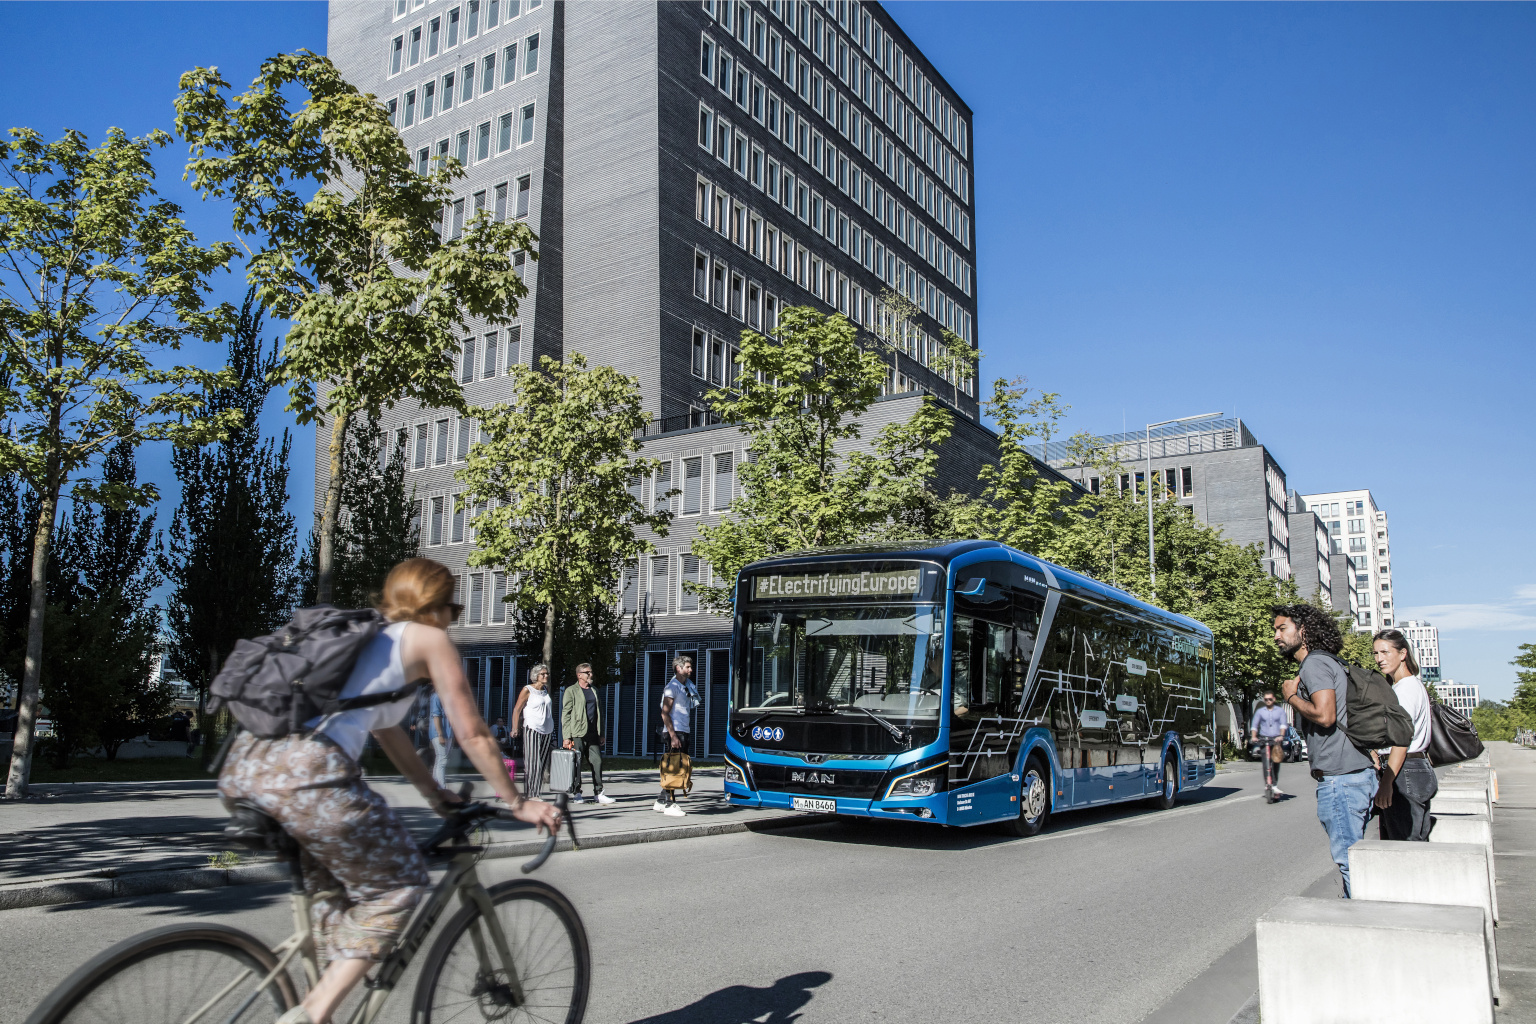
25, 923, 297, 1024
414, 879, 590, 1024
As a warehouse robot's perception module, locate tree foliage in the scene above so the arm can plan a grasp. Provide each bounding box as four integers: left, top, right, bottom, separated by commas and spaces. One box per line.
0, 126, 238, 796
689, 306, 952, 613
1509, 642, 1536, 714
175, 50, 535, 602
460, 354, 670, 666
299, 414, 421, 609
35, 443, 170, 765
161, 291, 299, 715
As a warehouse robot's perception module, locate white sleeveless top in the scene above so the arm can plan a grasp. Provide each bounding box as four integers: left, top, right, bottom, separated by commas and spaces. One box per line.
312, 622, 419, 761
522, 687, 554, 735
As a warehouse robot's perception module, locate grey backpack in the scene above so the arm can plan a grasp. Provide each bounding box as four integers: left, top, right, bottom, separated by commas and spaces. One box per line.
210, 606, 422, 739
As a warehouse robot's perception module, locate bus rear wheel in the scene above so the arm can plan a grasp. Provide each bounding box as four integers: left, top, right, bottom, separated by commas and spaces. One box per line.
1151, 754, 1180, 810
999, 756, 1050, 837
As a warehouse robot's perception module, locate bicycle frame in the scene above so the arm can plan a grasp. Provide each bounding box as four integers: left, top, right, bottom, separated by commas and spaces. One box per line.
226, 846, 523, 1024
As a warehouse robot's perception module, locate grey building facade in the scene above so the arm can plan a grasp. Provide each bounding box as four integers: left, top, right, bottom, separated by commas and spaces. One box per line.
325, 0, 987, 756
1049, 418, 1293, 580
1285, 494, 1332, 608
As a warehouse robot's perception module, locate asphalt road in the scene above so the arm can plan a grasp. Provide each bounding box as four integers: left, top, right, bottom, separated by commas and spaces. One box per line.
2, 763, 1340, 1024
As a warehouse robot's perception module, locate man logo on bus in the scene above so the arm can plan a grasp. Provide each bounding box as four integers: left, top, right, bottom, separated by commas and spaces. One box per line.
792, 771, 834, 784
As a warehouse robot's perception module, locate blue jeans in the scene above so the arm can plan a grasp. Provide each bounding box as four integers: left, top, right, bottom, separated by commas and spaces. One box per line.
1316, 769, 1379, 897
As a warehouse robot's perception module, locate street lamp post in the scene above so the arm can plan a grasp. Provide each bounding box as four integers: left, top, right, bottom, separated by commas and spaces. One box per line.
1145, 412, 1223, 598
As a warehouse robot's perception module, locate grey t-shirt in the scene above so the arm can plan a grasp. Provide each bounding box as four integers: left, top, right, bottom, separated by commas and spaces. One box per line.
1297, 653, 1373, 776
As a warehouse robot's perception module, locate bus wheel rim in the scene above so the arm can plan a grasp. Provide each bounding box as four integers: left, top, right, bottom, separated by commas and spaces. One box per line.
1023, 770, 1047, 821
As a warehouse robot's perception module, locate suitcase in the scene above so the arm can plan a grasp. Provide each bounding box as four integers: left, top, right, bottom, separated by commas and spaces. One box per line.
549, 747, 577, 793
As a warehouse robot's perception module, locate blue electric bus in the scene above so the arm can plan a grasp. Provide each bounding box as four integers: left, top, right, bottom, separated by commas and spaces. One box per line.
722, 540, 1216, 834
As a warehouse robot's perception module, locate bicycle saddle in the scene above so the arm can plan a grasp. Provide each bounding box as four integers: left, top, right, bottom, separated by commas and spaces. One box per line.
224, 800, 299, 859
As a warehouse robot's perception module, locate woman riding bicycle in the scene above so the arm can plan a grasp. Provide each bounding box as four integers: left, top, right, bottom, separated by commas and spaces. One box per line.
218, 558, 562, 1024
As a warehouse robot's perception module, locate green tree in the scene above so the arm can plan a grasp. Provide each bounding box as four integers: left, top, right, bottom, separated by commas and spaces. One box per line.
1507, 642, 1536, 714
299, 414, 421, 609
175, 50, 534, 604
161, 291, 299, 724
39, 442, 170, 765
460, 354, 671, 667
689, 306, 952, 612
0, 127, 238, 797
950, 378, 1078, 562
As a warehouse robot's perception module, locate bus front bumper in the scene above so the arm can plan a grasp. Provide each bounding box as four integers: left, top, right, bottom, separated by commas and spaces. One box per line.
725, 781, 947, 822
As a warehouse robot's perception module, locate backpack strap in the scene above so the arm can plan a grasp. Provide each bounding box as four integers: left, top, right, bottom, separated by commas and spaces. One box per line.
332, 676, 432, 712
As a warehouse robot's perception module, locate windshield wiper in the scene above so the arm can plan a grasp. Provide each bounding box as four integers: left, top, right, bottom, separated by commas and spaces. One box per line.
735, 706, 807, 738
839, 704, 911, 748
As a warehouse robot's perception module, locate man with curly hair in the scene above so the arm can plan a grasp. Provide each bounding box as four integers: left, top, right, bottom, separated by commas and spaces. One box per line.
1274, 604, 1378, 897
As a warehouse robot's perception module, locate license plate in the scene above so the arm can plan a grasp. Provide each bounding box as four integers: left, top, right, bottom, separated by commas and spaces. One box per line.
792, 796, 836, 813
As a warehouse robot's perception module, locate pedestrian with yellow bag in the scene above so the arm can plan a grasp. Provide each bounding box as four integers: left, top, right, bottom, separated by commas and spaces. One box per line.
653, 655, 698, 817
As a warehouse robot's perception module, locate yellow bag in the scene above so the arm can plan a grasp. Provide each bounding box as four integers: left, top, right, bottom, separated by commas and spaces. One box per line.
660, 751, 692, 792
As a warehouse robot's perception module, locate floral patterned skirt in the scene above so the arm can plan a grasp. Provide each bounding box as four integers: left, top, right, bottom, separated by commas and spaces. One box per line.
219, 731, 430, 962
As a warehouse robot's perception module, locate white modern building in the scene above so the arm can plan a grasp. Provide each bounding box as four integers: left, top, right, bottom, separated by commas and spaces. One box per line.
1440, 681, 1478, 716
1398, 619, 1441, 684
1297, 489, 1394, 630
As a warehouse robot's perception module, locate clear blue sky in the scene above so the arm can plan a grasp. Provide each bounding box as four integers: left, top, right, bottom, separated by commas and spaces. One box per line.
4, 2, 1532, 699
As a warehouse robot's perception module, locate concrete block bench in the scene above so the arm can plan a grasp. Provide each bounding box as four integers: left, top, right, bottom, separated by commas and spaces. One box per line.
1257, 896, 1492, 1023
1435, 784, 1493, 817
1429, 813, 1496, 924
1348, 840, 1497, 999
1432, 795, 1493, 817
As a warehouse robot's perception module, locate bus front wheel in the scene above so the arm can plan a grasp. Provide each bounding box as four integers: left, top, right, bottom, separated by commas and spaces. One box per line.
1152, 755, 1180, 810
999, 756, 1051, 837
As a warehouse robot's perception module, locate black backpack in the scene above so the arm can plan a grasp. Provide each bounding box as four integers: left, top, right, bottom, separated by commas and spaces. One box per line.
209, 606, 424, 739
1308, 652, 1415, 752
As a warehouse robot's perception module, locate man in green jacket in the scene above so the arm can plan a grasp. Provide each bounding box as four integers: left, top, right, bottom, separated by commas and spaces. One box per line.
561, 662, 614, 805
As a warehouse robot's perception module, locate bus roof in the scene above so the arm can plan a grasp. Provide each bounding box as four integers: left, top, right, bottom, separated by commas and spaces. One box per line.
740, 539, 1213, 640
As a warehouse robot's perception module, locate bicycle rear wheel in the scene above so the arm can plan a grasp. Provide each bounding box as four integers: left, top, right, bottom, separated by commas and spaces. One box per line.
414, 879, 590, 1024
25, 923, 297, 1024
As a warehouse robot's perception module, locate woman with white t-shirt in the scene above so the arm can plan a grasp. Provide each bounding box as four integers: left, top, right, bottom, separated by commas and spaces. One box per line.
1373, 628, 1439, 840
512, 663, 556, 796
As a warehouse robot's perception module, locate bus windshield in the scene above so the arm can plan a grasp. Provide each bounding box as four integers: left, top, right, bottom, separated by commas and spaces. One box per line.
737, 604, 945, 719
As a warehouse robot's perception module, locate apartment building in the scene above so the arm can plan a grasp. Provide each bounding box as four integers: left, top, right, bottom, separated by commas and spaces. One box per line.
1440, 681, 1478, 716
327, 0, 991, 754
1049, 418, 1293, 581
1297, 489, 1395, 630
1286, 492, 1332, 609
1398, 619, 1441, 684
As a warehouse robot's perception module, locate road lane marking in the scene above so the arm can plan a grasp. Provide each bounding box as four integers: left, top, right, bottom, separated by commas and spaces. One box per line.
969, 793, 1266, 853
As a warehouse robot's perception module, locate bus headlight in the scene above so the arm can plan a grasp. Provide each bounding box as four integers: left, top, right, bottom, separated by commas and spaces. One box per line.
724, 756, 747, 786
885, 763, 943, 799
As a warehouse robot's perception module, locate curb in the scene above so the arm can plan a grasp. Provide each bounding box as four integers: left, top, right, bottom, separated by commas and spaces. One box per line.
0, 812, 832, 912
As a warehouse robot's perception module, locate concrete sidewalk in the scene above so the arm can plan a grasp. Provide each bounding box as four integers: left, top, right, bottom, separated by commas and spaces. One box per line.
0, 766, 813, 910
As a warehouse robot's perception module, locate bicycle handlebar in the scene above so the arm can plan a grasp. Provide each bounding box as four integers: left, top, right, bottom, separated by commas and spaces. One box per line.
516, 792, 575, 874
422, 790, 577, 874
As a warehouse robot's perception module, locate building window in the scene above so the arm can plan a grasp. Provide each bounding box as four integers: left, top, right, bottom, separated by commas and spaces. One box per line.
494, 181, 508, 220
519, 103, 536, 145
681, 554, 701, 613
1181, 466, 1193, 496
648, 555, 670, 615
683, 457, 703, 514
459, 336, 476, 383
483, 331, 499, 378
457, 419, 472, 460
524, 32, 540, 75
713, 452, 734, 510
434, 419, 450, 465
502, 43, 518, 84
655, 460, 673, 513
700, 34, 715, 79
712, 261, 727, 309
414, 423, 429, 469
468, 573, 484, 624
621, 561, 639, 614
506, 324, 522, 369
516, 175, 531, 217
409, 26, 422, 66
451, 497, 466, 543
491, 573, 507, 623
709, 337, 725, 384
460, 62, 475, 102
472, 121, 489, 161
730, 272, 745, 319
428, 496, 446, 545
513, 251, 526, 279
692, 328, 707, 377
497, 112, 513, 152
698, 104, 714, 150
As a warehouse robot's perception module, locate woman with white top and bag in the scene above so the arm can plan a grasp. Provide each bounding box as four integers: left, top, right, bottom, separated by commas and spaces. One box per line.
1372, 628, 1439, 840
512, 663, 556, 797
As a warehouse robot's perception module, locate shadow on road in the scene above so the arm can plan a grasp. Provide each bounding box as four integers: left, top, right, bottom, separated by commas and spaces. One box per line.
625, 971, 832, 1024
763, 783, 1251, 853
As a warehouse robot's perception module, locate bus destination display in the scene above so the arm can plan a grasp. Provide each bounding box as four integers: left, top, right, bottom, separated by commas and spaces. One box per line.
752, 569, 925, 601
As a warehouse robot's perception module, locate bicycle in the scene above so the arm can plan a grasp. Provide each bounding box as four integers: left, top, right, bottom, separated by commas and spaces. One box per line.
24, 788, 589, 1024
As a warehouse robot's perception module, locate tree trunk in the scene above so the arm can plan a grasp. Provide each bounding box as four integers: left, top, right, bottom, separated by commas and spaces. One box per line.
315, 410, 350, 605
199, 645, 217, 770
5, 488, 59, 799
542, 602, 555, 674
